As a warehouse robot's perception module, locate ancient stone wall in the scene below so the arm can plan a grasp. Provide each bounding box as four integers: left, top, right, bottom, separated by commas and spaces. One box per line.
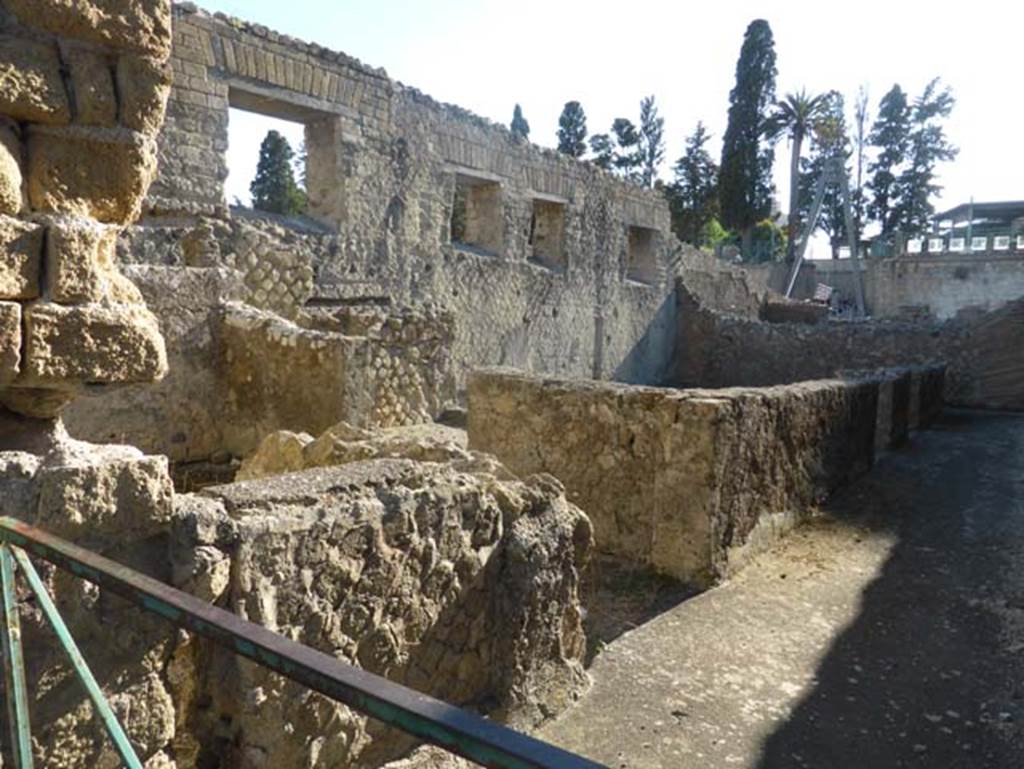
795, 254, 1024, 321
676, 280, 1024, 411
0, 2, 185, 766
467, 368, 897, 585
170, 457, 593, 767
219, 301, 455, 457
0, 0, 172, 418
129, 3, 678, 393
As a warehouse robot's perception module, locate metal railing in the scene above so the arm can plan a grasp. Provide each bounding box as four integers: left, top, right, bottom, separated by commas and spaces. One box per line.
0, 517, 605, 769
872, 230, 1024, 258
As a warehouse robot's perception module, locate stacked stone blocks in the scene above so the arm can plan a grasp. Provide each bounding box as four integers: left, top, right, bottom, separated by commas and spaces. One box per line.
0, 0, 173, 416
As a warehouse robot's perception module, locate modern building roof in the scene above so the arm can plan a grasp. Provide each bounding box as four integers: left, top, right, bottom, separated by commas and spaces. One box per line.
933, 200, 1024, 223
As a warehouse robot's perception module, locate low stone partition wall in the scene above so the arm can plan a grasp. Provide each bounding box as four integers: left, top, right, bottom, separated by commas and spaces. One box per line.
170, 457, 592, 767
220, 301, 455, 456
468, 368, 879, 585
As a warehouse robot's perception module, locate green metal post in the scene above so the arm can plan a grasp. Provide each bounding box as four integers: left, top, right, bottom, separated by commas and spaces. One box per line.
11, 548, 143, 769
0, 545, 33, 769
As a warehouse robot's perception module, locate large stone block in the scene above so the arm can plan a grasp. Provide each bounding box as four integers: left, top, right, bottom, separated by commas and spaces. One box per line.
0, 125, 24, 215
27, 127, 158, 224
21, 302, 167, 385
0, 215, 42, 299
5, 0, 173, 58
0, 302, 20, 384
66, 47, 118, 127
0, 36, 70, 124
46, 218, 142, 304
117, 54, 172, 135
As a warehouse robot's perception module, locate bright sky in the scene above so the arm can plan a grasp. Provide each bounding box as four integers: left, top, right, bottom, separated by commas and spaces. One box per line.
211, 0, 1022, 255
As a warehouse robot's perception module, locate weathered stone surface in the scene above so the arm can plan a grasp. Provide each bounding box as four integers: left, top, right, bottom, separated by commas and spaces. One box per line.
237, 420, 479, 481
0, 36, 70, 124
27, 126, 158, 224
676, 279, 1014, 411
0, 124, 24, 215
469, 368, 879, 584
0, 386, 75, 418
221, 301, 455, 456
6, 0, 173, 58
171, 458, 592, 766
0, 420, 178, 767
0, 302, 20, 383
117, 54, 172, 135
0, 215, 42, 299
62, 265, 243, 462
46, 218, 142, 303
66, 47, 118, 127
21, 302, 167, 385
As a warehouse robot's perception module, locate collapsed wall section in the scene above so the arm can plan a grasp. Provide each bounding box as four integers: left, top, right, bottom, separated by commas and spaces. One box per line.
467, 367, 940, 585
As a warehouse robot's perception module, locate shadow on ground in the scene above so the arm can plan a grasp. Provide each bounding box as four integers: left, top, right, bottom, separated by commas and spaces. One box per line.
756, 409, 1024, 768
581, 555, 700, 665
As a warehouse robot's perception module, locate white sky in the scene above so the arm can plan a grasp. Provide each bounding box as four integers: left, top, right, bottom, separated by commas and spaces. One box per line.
215, 0, 1023, 258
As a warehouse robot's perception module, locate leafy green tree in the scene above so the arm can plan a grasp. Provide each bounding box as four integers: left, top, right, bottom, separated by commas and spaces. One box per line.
557, 101, 588, 158
893, 78, 958, 232
611, 117, 642, 180
250, 130, 306, 216
638, 95, 665, 188
511, 103, 530, 139
719, 19, 778, 256
867, 84, 911, 235
797, 91, 853, 257
666, 121, 719, 244
589, 132, 614, 169
766, 89, 829, 259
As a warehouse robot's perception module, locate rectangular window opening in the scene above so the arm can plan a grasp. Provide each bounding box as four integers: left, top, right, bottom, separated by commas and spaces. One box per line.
450, 173, 503, 256
529, 199, 567, 271
626, 226, 659, 285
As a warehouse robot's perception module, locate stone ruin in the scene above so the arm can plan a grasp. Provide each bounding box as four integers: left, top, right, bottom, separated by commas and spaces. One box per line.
0, 2, 1021, 768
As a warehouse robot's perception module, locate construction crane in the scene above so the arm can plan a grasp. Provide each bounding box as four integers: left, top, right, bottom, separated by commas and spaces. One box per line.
783, 155, 867, 317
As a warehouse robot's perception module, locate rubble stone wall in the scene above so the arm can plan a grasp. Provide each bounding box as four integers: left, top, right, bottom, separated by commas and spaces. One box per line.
467, 368, 883, 585
170, 458, 593, 767
676, 280, 1024, 411
219, 301, 456, 457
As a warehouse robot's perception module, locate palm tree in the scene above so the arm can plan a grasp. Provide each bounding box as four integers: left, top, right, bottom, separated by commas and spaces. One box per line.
766, 89, 829, 260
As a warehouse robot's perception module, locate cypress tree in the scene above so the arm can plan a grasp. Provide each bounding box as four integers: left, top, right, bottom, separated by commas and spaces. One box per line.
250, 130, 306, 216
719, 19, 777, 255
